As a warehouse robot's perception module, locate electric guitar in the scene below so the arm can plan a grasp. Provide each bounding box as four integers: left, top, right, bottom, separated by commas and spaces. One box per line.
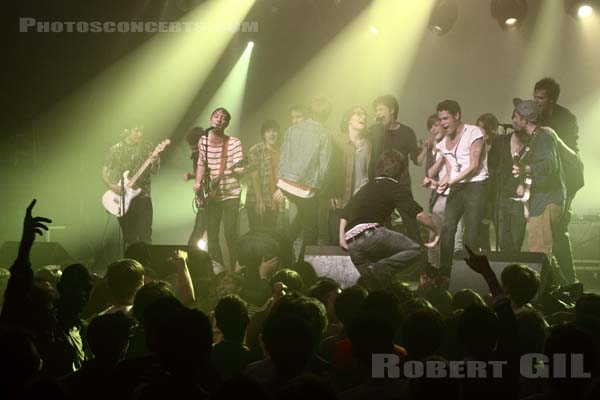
511, 152, 532, 203
194, 157, 248, 210
510, 131, 538, 217
102, 139, 171, 216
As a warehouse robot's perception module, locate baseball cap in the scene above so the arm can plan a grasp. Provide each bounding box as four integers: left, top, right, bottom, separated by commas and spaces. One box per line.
512, 98, 538, 122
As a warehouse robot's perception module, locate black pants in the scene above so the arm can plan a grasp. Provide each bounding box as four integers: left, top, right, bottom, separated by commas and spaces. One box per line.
118, 196, 153, 247
440, 181, 488, 269
497, 198, 527, 253
398, 207, 423, 245
206, 198, 240, 269
285, 192, 319, 260
328, 208, 343, 246
246, 204, 278, 232
553, 198, 576, 284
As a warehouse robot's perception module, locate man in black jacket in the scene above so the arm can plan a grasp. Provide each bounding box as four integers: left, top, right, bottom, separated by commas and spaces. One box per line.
534, 77, 581, 284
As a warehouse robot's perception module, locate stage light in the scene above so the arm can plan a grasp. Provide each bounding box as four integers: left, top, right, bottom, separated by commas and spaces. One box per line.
579, 4, 593, 16
565, 0, 597, 18
429, 0, 458, 35
491, 0, 528, 30
196, 239, 207, 251
369, 25, 379, 34
247, 41, 254, 49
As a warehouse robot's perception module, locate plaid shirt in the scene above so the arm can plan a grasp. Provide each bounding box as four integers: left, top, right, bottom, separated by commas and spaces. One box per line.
246, 142, 282, 210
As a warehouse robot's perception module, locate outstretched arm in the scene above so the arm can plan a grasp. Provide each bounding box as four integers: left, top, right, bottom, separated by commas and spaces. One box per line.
169, 250, 195, 306
464, 244, 502, 297
1, 200, 52, 322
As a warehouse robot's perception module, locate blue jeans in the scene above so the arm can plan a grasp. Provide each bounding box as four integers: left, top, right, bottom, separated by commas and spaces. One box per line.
348, 227, 424, 276
440, 181, 488, 269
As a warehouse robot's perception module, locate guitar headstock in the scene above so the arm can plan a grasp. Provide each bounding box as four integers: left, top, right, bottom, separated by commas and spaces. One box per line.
153, 139, 171, 154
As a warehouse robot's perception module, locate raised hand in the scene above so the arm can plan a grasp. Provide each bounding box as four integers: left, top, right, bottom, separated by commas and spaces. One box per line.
169, 249, 189, 267
20, 199, 52, 257
464, 244, 502, 297
259, 256, 278, 280
463, 244, 491, 275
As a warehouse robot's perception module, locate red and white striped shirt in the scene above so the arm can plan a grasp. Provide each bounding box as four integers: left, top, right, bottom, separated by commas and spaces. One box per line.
198, 135, 243, 201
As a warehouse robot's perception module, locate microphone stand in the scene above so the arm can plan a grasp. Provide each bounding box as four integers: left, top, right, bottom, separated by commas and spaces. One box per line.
119, 167, 127, 256
494, 138, 503, 251
494, 125, 513, 251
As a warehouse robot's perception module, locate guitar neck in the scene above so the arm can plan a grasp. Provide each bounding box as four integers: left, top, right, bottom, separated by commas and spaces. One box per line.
127, 157, 154, 188
210, 159, 246, 190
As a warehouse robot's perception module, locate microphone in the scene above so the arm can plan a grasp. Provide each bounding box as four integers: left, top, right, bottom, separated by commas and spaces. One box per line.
500, 123, 514, 130
202, 126, 216, 135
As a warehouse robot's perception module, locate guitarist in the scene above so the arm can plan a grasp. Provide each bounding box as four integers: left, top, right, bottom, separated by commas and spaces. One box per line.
185, 127, 207, 246
102, 126, 160, 246
487, 112, 528, 254
192, 108, 244, 270
510, 99, 566, 268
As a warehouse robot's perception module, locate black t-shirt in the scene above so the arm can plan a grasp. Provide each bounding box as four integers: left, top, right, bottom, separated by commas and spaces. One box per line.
341, 177, 423, 231
369, 123, 420, 185
488, 134, 521, 199
539, 104, 579, 152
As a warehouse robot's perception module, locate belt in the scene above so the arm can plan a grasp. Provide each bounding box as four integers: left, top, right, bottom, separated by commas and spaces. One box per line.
347, 227, 378, 242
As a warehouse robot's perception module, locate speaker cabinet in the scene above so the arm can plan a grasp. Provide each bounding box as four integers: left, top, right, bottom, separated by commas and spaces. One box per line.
449, 250, 549, 295
0, 241, 75, 270
304, 246, 359, 288
569, 220, 600, 262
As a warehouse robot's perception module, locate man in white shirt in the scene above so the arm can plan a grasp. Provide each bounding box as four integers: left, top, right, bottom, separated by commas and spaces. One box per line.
435, 100, 489, 275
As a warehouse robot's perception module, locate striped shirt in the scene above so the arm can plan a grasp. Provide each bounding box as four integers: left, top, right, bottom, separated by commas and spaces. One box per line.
198, 135, 243, 201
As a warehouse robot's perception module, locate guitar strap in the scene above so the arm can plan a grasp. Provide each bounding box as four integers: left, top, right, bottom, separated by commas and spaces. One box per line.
511, 130, 539, 218
218, 136, 230, 177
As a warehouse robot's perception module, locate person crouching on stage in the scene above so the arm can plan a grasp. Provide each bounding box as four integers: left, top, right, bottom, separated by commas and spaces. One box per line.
339, 149, 440, 285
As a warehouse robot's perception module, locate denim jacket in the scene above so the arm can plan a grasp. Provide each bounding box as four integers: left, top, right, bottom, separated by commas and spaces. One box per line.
278, 119, 332, 189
